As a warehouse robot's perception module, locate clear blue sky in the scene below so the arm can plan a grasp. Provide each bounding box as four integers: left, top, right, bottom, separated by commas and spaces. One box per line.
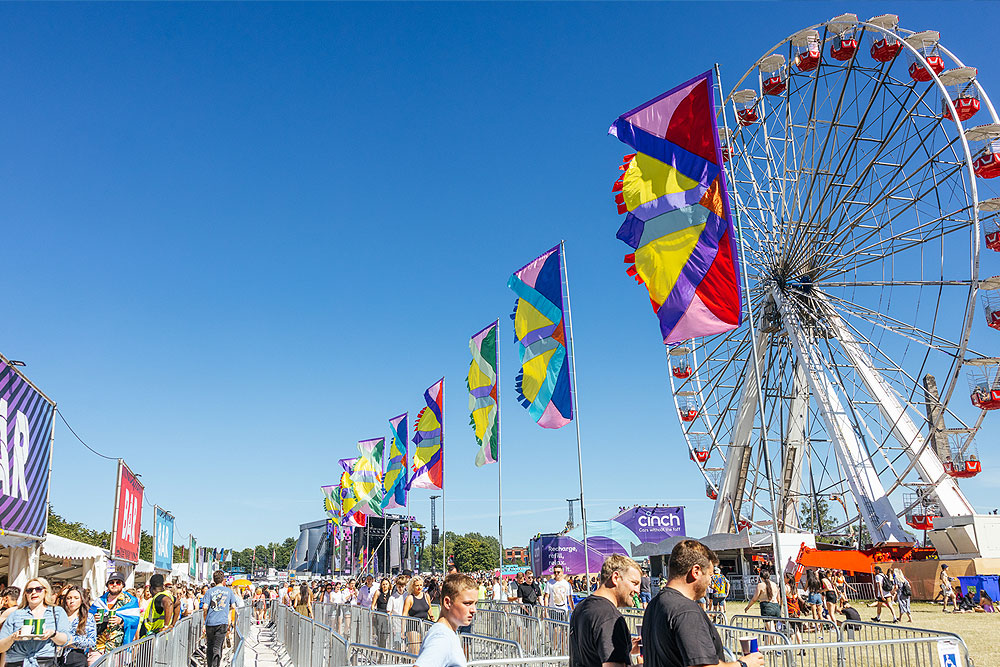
4, 2, 1000, 553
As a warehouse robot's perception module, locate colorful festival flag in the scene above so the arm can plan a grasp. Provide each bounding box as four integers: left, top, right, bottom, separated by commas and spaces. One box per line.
383, 413, 408, 509
322, 484, 341, 524
410, 379, 444, 489
467, 322, 499, 465
508, 246, 573, 429
609, 70, 742, 344
354, 439, 385, 516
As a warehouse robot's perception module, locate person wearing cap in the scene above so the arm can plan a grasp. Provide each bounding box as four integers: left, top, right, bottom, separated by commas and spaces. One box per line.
90, 574, 139, 653
940, 564, 958, 613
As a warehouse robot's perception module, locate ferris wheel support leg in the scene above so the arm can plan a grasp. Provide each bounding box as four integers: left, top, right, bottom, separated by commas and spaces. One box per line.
774, 290, 910, 543
709, 332, 769, 534
824, 308, 975, 518
778, 360, 809, 532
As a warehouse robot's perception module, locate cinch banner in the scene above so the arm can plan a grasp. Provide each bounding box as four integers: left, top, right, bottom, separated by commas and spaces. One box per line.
530, 505, 686, 575
110, 460, 144, 563
153, 506, 174, 571
0, 357, 56, 539
188, 536, 197, 578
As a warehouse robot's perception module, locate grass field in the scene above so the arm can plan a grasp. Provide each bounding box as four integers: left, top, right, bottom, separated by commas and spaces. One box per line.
726, 600, 997, 665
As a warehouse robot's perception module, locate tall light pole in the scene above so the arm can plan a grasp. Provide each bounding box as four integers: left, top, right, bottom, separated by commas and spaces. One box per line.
430, 495, 440, 574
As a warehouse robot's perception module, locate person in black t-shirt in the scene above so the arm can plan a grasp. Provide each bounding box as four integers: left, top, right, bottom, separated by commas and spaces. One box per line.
517, 570, 541, 610
569, 554, 641, 667
642, 540, 764, 667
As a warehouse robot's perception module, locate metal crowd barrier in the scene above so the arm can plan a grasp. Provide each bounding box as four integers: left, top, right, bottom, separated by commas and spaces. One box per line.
844, 582, 876, 601
476, 601, 570, 623
757, 636, 972, 667
729, 612, 971, 656
91, 612, 205, 667
705, 610, 727, 625
347, 643, 416, 665
468, 659, 569, 667
730, 614, 839, 643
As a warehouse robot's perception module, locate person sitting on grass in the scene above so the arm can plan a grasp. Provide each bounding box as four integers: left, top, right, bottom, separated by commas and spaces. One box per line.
979, 591, 996, 613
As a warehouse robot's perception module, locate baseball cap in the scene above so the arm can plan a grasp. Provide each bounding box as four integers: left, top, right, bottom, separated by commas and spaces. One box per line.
107, 574, 125, 584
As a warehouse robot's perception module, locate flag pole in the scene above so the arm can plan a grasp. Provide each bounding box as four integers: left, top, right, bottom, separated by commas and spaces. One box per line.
497, 317, 504, 577
714, 62, 787, 617
559, 240, 591, 584
441, 378, 447, 575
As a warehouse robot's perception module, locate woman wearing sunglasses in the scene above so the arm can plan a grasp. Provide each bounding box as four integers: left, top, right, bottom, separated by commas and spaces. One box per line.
0, 578, 71, 667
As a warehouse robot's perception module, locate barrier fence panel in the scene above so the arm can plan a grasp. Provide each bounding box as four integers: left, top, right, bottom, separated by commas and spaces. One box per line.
729, 614, 839, 643
844, 582, 876, 601
468, 659, 570, 667
839, 619, 970, 653
347, 642, 416, 665
714, 623, 790, 662
758, 636, 972, 667
538, 619, 569, 657
461, 632, 523, 661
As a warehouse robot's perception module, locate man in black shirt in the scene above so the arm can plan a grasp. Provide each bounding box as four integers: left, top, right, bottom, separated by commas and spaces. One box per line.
642, 540, 764, 667
517, 570, 541, 609
569, 554, 641, 667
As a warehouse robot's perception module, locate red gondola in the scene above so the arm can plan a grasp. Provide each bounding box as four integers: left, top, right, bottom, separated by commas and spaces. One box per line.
975, 153, 1000, 179
830, 37, 858, 61
706, 485, 718, 500
907, 515, 934, 530
910, 56, 945, 82
868, 14, 902, 62
690, 449, 710, 463
758, 54, 787, 96
905, 31, 945, 82
944, 458, 981, 478
871, 38, 902, 62
791, 29, 821, 72
986, 230, 1000, 252
680, 408, 698, 422
968, 362, 1000, 409
672, 366, 692, 379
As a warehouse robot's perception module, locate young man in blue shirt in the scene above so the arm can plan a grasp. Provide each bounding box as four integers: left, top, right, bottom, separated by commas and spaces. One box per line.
202, 571, 239, 667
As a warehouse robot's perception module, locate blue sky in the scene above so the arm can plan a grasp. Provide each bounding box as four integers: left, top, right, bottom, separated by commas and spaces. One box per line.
4, 2, 1000, 554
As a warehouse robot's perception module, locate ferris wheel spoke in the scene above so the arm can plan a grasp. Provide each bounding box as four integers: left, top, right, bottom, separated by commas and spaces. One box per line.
820, 289, 979, 357
777, 67, 925, 266
785, 83, 944, 269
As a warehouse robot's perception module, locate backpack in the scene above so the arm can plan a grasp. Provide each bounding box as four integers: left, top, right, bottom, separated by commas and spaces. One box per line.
900, 580, 911, 597
881, 575, 894, 593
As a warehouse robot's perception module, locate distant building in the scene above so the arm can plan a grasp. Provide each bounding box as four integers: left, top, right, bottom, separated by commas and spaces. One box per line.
504, 546, 528, 563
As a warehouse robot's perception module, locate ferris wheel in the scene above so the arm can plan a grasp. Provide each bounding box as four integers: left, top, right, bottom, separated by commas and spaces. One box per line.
668, 13, 1000, 542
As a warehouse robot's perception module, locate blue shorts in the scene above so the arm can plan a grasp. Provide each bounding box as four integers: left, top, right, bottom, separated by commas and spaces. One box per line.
639, 592, 651, 604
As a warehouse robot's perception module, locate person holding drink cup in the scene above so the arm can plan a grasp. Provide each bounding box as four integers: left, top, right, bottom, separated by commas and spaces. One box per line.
642, 540, 764, 667
0, 577, 70, 667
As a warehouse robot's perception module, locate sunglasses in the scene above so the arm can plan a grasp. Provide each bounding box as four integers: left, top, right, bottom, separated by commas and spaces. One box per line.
25, 587, 45, 594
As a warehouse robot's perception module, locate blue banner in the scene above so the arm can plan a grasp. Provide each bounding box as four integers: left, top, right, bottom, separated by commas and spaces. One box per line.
153, 506, 174, 571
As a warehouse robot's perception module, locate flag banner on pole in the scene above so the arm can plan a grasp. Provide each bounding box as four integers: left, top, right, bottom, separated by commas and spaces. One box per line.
383, 413, 408, 509
340, 471, 358, 523
410, 379, 444, 489
322, 484, 341, 524
354, 439, 385, 516
188, 536, 197, 579
508, 246, 572, 429
609, 69, 742, 344
467, 322, 499, 465
339, 457, 358, 473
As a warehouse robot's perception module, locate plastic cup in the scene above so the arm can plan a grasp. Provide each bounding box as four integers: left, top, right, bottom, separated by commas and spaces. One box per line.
738, 636, 758, 655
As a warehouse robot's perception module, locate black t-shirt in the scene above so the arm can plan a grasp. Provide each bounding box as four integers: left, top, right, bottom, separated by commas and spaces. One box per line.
518, 582, 539, 605
840, 606, 861, 621
640, 577, 651, 594
642, 587, 725, 667
570, 595, 632, 667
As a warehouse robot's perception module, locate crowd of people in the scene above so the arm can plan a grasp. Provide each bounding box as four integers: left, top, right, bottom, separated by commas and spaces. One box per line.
0, 570, 245, 667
